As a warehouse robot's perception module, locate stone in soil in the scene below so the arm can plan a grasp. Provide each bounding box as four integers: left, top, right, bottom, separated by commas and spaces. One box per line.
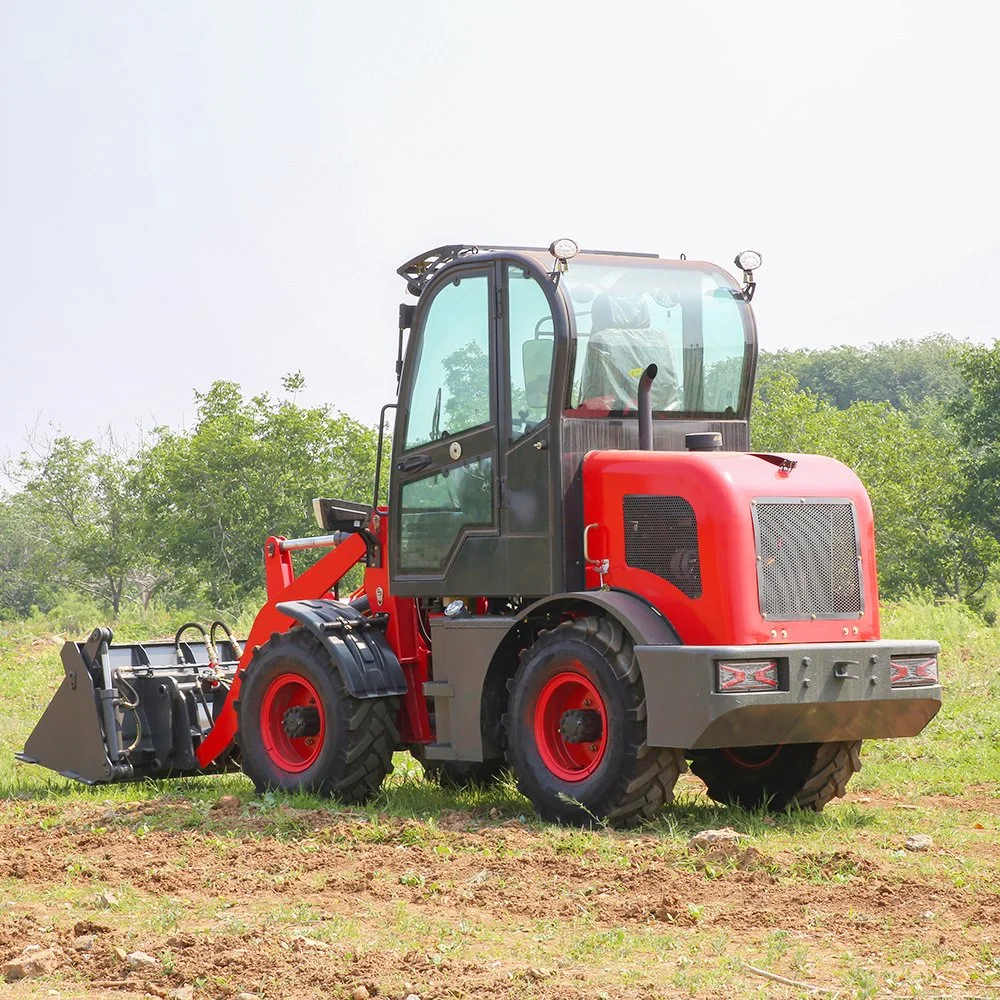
294, 936, 330, 950
2, 945, 66, 982
126, 950, 158, 969
905, 833, 935, 851
687, 827, 747, 854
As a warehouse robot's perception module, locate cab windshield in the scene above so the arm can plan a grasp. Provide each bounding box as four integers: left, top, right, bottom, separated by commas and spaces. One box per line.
558, 259, 752, 417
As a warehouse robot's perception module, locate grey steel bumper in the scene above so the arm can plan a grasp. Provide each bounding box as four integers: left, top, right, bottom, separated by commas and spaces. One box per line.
635, 639, 941, 750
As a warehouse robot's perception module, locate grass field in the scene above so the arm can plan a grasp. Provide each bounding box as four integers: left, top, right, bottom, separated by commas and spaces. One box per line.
0, 600, 997, 999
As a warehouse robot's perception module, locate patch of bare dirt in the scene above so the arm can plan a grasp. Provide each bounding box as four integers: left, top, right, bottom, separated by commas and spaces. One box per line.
0, 798, 997, 998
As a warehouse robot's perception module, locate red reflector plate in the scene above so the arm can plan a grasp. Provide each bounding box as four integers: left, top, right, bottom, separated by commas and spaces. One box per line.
890, 655, 938, 687
717, 659, 779, 693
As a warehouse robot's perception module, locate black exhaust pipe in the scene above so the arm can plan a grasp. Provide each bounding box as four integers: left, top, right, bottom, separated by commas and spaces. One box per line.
638, 363, 658, 451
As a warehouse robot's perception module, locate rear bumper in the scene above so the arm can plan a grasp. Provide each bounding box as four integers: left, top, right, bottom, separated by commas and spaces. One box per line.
635, 639, 941, 750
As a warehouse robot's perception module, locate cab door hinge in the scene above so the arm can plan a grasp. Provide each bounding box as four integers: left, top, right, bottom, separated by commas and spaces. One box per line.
498, 475, 507, 509
494, 287, 504, 320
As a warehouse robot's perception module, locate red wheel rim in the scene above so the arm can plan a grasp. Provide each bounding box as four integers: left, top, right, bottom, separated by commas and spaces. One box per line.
533, 668, 608, 782
260, 673, 326, 773
723, 745, 782, 770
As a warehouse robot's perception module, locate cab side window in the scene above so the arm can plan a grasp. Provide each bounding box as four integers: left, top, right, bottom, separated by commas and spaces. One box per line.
404, 274, 491, 450
507, 267, 554, 441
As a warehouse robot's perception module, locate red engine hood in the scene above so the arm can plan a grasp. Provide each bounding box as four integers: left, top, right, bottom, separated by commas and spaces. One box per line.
581, 450, 880, 646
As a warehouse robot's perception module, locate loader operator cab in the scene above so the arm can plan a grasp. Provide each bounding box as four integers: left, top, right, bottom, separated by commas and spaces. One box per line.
388, 242, 758, 600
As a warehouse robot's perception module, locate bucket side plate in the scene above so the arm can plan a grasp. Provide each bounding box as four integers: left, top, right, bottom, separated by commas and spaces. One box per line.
16, 643, 114, 784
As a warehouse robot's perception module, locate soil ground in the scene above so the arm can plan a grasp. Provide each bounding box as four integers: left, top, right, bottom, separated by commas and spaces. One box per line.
1, 774, 997, 1000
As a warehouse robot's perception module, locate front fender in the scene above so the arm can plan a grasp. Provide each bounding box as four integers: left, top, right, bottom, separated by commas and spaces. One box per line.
275, 599, 407, 699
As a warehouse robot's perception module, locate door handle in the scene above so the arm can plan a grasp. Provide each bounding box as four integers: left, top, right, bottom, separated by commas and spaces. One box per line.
396, 454, 432, 473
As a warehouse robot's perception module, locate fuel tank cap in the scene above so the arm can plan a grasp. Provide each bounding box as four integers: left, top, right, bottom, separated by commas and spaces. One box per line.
685, 432, 723, 452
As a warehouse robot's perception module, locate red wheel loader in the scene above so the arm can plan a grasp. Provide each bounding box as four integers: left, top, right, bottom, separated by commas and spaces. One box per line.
18, 241, 942, 825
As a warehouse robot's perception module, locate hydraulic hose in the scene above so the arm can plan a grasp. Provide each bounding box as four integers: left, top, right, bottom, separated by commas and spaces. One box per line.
210, 620, 244, 661
173, 621, 218, 667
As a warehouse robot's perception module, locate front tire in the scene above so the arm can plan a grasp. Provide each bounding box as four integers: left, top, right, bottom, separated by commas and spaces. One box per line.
690, 741, 862, 812
506, 616, 685, 827
237, 628, 398, 803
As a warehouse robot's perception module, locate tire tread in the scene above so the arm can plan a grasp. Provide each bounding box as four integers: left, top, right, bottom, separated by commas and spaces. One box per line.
237, 628, 397, 804
507, 616, 685, 827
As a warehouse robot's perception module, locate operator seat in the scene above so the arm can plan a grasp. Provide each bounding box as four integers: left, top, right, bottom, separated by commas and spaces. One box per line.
578, 294, 681, 411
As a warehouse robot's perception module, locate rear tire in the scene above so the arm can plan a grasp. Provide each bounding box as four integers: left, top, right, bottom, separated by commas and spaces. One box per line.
506, 616, 685, 827
690, 740, 862, 812
237, 628, 398, 803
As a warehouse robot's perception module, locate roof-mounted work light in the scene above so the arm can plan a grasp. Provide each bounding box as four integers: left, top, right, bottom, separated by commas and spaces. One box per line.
549, 238, 579, 276
733, 249, 761, 301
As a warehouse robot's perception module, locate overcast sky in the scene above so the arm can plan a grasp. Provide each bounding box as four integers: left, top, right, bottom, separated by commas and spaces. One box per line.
2, 1, 998, 461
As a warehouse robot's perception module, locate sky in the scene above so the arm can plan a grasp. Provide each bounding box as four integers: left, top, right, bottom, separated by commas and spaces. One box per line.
2, 1, 999, 461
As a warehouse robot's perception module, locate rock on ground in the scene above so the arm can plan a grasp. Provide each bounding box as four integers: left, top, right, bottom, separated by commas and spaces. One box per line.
2, 945, 66, 982
905, 834, 935, 852
687, 827, 747, 854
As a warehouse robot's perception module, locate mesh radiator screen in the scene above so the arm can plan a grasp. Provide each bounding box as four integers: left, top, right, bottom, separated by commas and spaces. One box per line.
753, 499, 862, 619
623, 496, 701, 598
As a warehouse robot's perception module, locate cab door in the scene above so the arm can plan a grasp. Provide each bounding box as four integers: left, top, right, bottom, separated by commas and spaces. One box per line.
498, 263, 558, 595
389, 264, 501, 596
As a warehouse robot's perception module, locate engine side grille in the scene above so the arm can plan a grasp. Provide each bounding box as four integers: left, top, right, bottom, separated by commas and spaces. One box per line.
623, 496, 701, 598
753, 499, 863, 620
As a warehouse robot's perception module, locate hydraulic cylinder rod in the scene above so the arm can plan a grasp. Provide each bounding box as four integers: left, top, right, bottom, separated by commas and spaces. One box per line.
278, 532, 348, 552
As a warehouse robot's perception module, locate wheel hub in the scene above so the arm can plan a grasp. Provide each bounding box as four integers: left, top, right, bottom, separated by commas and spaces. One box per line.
282, 705, 321, 739
533, 669, 609, 782
558, 708, 603, 744
259, 673, 326, 773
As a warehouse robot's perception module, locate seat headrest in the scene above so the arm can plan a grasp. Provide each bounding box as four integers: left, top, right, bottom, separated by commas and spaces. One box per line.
591, 294, 650, 333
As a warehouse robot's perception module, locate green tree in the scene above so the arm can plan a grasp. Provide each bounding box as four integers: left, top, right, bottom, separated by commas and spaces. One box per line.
140, 376, 379, 609
949, 343, 1000, 547
753, 371, 994, 600
0, 492, 57, 616
5, 434, 158, 614
758, 334, 968, 411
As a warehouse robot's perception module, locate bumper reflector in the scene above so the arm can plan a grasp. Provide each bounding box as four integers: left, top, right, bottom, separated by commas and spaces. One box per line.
717, 659, 779, 693
890, 655, 939, 687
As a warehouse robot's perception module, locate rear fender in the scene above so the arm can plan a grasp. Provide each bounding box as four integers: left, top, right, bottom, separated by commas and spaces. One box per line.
515, 589, 681, 647
275, 599, 408, 699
